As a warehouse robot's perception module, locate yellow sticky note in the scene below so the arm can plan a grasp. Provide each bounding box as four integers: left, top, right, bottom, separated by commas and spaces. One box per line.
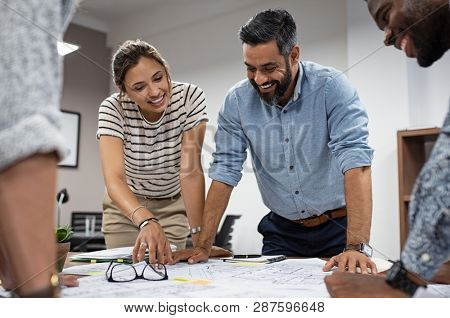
191, 280, 210, 285
173, 277, 189, 282
229, 261, 262, 266
87, 271, 104, 276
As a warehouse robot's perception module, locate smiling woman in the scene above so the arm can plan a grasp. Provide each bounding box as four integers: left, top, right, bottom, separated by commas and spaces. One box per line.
96, 40, 211, 264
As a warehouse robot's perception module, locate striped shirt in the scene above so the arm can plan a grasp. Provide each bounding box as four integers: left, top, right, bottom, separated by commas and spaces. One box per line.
97, 81, 207, 198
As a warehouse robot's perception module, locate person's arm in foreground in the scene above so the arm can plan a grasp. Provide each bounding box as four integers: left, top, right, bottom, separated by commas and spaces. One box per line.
0, 154, 68, 296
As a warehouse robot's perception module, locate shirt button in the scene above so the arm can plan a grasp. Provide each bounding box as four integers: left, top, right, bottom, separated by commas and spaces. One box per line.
289, 165, 294, 170
282, 110, 287, 114
420, 253, 431, 263
301, 210, 305, 213
295, 191, 299, 195
285, 138, 289, 143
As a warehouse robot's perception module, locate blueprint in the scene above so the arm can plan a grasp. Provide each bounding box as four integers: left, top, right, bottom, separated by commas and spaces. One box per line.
61, 258, 331, 298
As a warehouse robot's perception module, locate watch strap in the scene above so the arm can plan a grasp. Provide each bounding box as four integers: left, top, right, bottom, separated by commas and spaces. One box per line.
344, 243, 372, 257
386, 261, 427, 296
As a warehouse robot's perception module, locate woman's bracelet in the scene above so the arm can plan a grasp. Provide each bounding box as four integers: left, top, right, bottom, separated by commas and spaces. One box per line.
139, 217, 159, 230
190, 226, 202, 234
130, 205, 145, 225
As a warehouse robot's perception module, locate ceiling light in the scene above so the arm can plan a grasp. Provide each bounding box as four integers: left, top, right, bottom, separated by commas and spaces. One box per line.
57, 41, 79, 56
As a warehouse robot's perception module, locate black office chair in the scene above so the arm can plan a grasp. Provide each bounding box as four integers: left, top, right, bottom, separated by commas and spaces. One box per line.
214, 214, 241, 251
70, 211, 106, 252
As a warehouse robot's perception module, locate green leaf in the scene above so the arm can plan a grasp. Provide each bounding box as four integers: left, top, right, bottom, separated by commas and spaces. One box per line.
55, 225, 74, 243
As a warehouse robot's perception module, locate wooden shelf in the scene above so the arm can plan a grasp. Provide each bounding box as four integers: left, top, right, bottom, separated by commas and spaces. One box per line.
397, 127, 440, 249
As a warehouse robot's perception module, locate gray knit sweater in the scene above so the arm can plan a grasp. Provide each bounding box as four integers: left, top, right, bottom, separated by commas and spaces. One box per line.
0, 0, 75, 170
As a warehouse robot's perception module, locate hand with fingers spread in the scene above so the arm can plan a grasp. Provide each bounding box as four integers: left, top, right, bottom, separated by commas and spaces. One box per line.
132, 220, 173, 265
322, 250, 378, 274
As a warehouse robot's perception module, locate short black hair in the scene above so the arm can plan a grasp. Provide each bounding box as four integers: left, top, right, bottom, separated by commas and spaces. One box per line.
239, 8, 297, 57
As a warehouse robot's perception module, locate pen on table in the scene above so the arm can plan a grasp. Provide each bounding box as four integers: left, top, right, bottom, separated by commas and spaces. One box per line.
266, 255, 287, 263
231, 254, 261, 259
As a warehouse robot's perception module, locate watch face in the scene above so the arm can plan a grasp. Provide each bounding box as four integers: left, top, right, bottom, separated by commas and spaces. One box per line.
362, 244, 373, 257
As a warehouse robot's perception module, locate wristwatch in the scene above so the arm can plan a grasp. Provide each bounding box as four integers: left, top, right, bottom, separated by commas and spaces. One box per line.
385, 260, 427, 296
343, 243, 373, 257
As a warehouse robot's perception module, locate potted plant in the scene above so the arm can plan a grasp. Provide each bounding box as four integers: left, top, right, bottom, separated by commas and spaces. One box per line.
55, 225, 73, 272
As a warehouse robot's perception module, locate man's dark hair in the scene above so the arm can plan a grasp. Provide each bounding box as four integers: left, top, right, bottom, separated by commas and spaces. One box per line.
239, 9, 297, 57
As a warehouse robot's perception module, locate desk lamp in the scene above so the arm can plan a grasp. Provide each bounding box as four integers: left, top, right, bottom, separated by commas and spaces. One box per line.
56, 188, 69, 227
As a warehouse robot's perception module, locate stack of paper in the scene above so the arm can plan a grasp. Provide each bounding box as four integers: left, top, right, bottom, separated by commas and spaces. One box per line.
70, 245, 176, 263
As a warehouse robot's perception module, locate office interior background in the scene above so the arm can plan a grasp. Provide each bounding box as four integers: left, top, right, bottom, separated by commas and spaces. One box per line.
57, 0, 450, 260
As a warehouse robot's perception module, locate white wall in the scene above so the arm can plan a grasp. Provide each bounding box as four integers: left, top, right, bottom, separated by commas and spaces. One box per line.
58, 24, 111, 226
104, 0, 348, 254
407, 54, 450, 128
347, 0, 412, 260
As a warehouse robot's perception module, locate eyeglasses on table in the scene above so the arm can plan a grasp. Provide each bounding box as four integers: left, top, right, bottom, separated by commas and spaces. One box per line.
105, 259, 168, 283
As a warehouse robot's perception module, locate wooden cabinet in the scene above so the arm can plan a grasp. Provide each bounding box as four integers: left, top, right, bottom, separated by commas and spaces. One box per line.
397, 127, 440, 249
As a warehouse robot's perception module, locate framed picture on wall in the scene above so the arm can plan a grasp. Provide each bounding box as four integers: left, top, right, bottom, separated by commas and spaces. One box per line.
58, 110, 81, 168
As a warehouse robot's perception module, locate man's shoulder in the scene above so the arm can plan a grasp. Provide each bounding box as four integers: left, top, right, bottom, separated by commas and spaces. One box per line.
302, 61, 343, 82
443, 103, 450, 132
227, 79, 253, 96
221, 79, 257, 113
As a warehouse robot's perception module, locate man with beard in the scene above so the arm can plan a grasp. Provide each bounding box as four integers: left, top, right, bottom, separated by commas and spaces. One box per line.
325, 0, 450, 297
174, 9, 377, 273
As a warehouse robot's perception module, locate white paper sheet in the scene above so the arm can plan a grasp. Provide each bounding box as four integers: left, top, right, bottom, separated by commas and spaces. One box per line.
62, 262, 111, 276
61, 258, 331, 298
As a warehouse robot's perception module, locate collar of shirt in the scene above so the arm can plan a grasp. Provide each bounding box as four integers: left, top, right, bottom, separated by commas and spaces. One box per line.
291, 62, 303, 103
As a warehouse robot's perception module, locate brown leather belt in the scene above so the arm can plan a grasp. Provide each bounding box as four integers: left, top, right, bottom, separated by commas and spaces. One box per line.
291, 207, 347, 227
142, 193, 182, 201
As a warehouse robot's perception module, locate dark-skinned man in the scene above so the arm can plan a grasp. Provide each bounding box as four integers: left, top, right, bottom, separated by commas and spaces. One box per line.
325, 0, 450, 297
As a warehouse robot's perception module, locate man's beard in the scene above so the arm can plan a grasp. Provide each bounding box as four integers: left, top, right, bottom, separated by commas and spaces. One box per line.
250, 56, 292, 104
406, 2, 450, 67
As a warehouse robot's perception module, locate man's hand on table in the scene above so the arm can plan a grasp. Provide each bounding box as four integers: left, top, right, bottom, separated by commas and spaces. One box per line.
322, 250, 378, 274
171, 246, 231, 264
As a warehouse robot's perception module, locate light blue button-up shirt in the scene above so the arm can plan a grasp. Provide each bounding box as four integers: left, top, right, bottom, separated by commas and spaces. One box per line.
209, 61, 373, 220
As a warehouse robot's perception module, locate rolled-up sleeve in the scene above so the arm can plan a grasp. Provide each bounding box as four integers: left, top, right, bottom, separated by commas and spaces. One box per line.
208, 90, 248, 187
325, 72, 374, 173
